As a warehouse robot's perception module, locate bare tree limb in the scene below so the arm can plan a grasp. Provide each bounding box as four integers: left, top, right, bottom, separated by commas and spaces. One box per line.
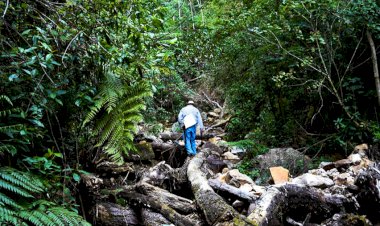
2, 0, 9, 19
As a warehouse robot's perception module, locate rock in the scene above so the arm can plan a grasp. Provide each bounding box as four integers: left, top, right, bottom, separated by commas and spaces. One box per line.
202, 142, 224, 154
230, 146, 246, 158
348, 153, 362, 165
255, 148, 310, 175
354, 143, 368, 156
232, 200, 245, 208
319, 161, 335, 171
269, 166, 289, 184
206, 155, 227, 173
334, 159, 352, 170
251, 185, 265, 195
334, 173, 355, 186
308, 168, 328, 177
321, 213, 372, 226
291, 173, 334, 188
222, 152, 240, 163
240, 183, 253, 192
208, 137, 222, 144
326, 168, 340, 178
227, 169, 255, 186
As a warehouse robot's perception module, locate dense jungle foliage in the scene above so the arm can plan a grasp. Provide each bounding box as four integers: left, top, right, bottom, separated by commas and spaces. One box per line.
0, 0, 379, 224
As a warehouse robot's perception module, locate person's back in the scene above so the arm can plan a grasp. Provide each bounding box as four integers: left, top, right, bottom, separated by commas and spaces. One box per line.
178, 102, 204, 130
178, 101, 204, 156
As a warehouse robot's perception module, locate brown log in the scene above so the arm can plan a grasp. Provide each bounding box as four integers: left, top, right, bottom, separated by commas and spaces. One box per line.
118, 182, 200, 226
208, 178, 259, 203
247, 183, 358, 226
94, 202, 139, 226
187, 149, 256, 225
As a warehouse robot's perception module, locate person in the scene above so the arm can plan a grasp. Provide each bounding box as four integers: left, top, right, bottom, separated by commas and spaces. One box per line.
178, 100, 204, 156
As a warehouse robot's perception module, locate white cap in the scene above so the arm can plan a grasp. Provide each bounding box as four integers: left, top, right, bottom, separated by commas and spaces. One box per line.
187, 100, 194, 105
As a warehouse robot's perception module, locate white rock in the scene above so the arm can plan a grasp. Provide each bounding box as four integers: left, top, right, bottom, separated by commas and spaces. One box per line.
228, 169, 254, 185
240, 183, 253, 192
291, 173, 334, 188
348, 153, 362, 165
222, 152, 240, 162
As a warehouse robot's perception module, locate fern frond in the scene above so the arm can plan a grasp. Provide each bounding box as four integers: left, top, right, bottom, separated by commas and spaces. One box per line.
105, 147, 124, 164
0, 95, 13, 106
0, 108, 20, 118
46, 210, 65, 226
0, 124, 24, 133
0, 206, 19, 225
19, 210, 45, 226
0, 192, 22, 209
82, 99, 106, 126
0, 178, 34, 198
0, 168, 45, 193
84, 67, 152, 164
0, 144, 17, 155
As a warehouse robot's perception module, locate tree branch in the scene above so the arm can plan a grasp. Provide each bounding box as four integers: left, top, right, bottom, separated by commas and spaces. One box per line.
2, 0, 9, 19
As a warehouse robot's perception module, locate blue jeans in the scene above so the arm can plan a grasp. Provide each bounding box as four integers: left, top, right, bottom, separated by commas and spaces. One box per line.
184, 125, 197, 156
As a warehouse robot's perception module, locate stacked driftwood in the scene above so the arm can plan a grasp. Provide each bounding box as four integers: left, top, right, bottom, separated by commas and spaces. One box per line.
80, 108, 380, 225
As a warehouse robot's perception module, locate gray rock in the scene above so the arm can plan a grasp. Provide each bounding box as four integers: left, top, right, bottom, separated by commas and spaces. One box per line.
255, 148, 311, 175
291, 173, 334, 188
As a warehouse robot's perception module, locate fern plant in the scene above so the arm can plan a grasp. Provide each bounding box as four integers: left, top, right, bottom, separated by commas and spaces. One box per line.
0, 167, 90, 225
83, 69, 152, 164
0, 95, 23, 156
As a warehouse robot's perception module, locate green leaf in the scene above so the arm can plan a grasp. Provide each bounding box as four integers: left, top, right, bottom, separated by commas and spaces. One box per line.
41, 42, 52, 51
72, 173, 80, 182
29, 119, 45, 128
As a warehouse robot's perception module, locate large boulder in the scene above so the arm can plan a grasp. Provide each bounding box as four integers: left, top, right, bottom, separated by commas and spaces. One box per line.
255, 148, 311, 176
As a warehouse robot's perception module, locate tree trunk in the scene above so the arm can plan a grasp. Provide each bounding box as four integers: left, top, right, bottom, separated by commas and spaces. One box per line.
247, 183, 358, 226
94, 202, 139, 226
366, 30, 380, 106
159, 132, 214, 141
208, 178, 258, 203
140, 208, 172, 226
118, 182, 202, 226
187, 149, 256, 225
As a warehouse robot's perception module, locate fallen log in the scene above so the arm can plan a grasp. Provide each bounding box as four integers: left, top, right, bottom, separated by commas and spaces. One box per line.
159, 132, 214, 141
94, 202, 139, 226
208, 178, 258, 203
187, 149, 256, 225
355, 165, 380, 224
141, 160, 189, 191
247, 183, 358, 226
140, 208, 172, 226
118, 182, 202, 226
151, 141, 180, 151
